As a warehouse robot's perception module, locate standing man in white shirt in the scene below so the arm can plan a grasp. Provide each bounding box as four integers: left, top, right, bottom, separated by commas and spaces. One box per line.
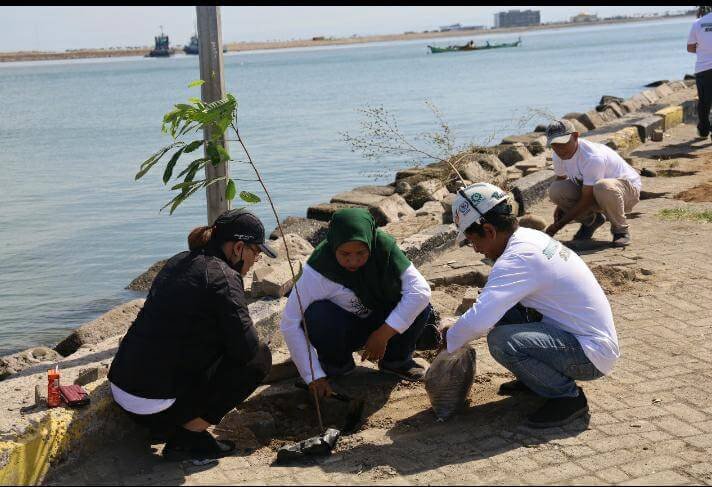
544, 119, 642, 247
688, 6, 712, 139
442, 183, 620, 428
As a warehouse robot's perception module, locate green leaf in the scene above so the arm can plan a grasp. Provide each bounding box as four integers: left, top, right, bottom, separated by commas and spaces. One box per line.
225, 179, 237, 200
206, 143, 221, 166
216, 144, 230, 162
239, 191, 260, 203
135, 142, 183, 180
188, 97, 202, 105
162, 146, 187, 184
176, 157, 209, 179
183, 140, 204, 154
188, 79, 205, 88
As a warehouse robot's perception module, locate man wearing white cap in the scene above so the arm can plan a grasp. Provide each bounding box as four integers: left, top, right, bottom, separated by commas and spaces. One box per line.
544, 119, 641, 247
443, 182, 620, 428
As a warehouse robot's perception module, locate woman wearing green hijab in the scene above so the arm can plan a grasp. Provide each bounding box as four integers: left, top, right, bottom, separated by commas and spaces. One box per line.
280, 208, 433, 398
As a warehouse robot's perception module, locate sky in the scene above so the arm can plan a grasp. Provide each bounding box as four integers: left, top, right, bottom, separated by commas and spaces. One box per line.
0, 6, 692, 52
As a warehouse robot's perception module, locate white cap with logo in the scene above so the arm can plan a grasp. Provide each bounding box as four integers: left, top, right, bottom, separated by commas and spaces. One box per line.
452, 182, 512, 243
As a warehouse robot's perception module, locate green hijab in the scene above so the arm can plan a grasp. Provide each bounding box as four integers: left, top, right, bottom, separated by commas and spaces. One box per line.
307, 208, 411, 312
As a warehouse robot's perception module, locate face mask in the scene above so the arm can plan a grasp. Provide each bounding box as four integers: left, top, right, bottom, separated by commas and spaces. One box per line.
230, 243, 245, 274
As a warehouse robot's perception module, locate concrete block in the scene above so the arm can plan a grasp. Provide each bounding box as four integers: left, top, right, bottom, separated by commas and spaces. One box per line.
441, 193, 456, 224
1, 347, 62, 381
641, 89, 659, 104
473, 152, 508, 175
597, 107, 620, 122
306, 202, 368, 222
621, 99, 643, 114
455, 287, 479, 314
369, 193, 416, 226
684, 78, 696, 88
606, 101, 626, 117
416, 200, 445, 219
405, 178, 449, 210
395, 165, 444, 181
74, 366, 108, 387
645, 80, 668, 87
651, 129, 664, 142
331, 190, 385, 207
126, 259, 167, 292
54, 299, 145, 357
270, 217, 328, 247
352, 185, 396, 196
500, 133, 547, 155
668, 80, 687, 92
654, 105, 683, 131
497, 143, 531, 166
426, 263, 491, 288
251, 261, 299, 298
249, 297, 288, 343
577, 110, 606, 130
681, 98, 698, 123
509, 169, 557, 216
400, 224, 458, 266
629, 115, 664, 142
604, 127, 643, 153
654, 83, 674, 99
568, 118, 589, 134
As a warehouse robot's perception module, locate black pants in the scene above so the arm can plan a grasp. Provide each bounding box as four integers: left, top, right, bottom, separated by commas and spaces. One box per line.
696, 69, 712, 135
303, 300, 431, 372
124, 343, 271, 435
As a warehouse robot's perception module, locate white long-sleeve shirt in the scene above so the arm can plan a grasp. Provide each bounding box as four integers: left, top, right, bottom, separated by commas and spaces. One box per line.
446, 228, 619, 375
280, 263, 431, 383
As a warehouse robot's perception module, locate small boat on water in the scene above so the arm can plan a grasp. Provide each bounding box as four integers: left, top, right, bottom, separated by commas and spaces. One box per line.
147, 26, 174, 57
428, 37, 522, 54
183, 34, 199, 55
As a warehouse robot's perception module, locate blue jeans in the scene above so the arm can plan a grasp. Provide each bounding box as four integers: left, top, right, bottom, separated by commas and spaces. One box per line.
303, 300, 431, 374
487, 306, 603, 399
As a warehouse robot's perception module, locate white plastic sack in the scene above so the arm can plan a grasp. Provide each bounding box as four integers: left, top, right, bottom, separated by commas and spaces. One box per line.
424, 345, 476, 421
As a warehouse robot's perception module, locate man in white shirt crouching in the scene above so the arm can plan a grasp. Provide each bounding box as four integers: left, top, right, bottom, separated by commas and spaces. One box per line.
443, 183, 620, 428
544, 119, 642, 247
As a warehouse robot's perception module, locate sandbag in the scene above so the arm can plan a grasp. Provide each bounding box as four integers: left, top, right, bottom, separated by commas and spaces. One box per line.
424, 345, 476, 421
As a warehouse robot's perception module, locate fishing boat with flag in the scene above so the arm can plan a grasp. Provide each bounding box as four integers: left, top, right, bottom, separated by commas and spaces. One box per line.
428, 37, 522, 54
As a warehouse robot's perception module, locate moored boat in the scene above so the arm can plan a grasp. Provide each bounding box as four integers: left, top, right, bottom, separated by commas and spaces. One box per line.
428, 37, 522, 54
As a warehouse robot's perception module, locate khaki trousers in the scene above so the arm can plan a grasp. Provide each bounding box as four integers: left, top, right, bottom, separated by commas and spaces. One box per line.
548, 178, 640, 233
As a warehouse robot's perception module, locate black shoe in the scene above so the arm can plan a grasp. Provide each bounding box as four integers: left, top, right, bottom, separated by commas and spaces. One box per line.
497, 379, 533, 395
526, 387, 589, 428
697, 128, 709, 138
163, 428, 236, 461
572, 213, 606, 240
612, 231, 631, 247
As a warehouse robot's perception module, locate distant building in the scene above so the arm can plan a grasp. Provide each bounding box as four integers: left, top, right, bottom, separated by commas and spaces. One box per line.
571, 11, 599, 23
494, 9, 541, 28
439, 23, 485, 32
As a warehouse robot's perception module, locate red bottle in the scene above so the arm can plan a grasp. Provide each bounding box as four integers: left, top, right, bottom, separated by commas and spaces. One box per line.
47, 367, 61, 408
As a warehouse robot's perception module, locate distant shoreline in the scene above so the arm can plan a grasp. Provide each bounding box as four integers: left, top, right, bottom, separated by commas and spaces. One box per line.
0, 13, 694, 64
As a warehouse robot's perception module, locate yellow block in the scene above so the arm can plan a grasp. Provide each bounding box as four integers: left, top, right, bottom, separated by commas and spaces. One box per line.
606, 127, 642, 153
0, 381, 114, 486
655, 105, 683, 131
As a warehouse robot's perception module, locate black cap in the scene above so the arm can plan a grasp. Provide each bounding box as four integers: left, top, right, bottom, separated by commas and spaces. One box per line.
213, 209, 277, 258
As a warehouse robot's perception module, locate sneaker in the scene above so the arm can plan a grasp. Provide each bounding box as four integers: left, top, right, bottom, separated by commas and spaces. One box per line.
497, 379, 534, 396
379, 357, 428, 382
572, 213, 606, 240
526, 387, 589, 428
612, 231, 631, 247
163, 428, 236, 461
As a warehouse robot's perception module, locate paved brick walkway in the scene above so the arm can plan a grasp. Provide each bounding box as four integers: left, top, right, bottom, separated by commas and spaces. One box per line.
46, 123, 712, 485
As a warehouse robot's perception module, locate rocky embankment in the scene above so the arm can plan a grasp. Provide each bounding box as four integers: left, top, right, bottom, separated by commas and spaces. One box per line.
0, 76, 699, 485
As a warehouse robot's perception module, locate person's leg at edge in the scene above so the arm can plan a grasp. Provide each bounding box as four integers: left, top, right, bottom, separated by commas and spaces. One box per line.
304, 299, 373, 376
487, 322, 603, 427
378, 304, 431, 381
696, 69, 712, 137
593, 178, 639, 246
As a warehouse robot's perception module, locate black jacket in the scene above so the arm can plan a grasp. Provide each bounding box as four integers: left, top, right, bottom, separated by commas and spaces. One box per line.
108, 244, 260, 399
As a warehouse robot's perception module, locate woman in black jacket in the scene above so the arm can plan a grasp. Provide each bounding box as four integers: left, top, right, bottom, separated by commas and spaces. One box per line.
108, 209, 276, 460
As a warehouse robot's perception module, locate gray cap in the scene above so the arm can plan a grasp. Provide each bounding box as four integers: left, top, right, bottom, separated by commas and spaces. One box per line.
545, 119, 577, 146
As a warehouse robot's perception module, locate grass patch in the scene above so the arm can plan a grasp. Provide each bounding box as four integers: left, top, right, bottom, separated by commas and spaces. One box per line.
658, 207, 712, 223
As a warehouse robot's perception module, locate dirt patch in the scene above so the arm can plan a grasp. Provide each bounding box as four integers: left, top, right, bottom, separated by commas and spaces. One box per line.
590, 264, 653, 295
430, 284, 471, 318
675, 181, 712, 203
656, 169, 698, 177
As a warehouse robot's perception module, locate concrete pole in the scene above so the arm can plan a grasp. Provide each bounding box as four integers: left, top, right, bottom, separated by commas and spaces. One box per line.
196, 6, 229, 225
